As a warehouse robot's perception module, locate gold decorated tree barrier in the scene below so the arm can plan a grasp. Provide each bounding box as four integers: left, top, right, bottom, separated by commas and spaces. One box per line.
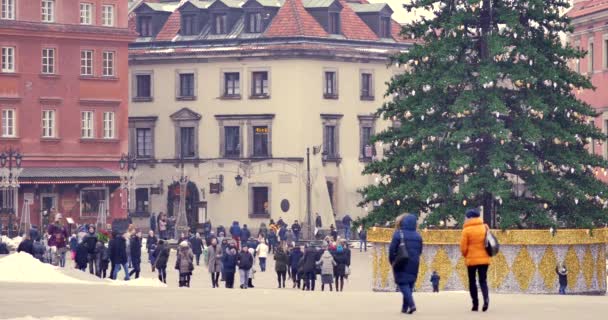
369, 228, 607, 295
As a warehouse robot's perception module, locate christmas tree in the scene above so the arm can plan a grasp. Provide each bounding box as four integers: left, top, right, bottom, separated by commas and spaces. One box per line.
360, 0, 608, 229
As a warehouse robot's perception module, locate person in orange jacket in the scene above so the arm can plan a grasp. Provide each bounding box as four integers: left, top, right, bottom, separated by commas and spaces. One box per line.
460, 208, 491, 313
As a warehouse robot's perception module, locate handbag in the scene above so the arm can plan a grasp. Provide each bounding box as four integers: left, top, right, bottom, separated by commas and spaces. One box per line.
392, 231, 409, 269
484, 225, 500, 257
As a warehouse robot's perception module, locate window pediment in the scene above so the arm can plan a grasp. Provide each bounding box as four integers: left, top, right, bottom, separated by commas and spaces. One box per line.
170, 107, 202, 122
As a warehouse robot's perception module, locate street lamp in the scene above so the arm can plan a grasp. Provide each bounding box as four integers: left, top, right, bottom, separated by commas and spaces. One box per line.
0, 147, 23, 237
119, 153, 137, 218
235, 174, 243, 186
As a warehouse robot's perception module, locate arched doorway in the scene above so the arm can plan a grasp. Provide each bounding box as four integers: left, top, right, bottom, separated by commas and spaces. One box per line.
167, 181, 200, 232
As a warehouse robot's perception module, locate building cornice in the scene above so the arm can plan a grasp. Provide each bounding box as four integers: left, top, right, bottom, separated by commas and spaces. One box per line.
215, 114, 276, 120
320, 113, 344, 120
0, 20, 135, 42
570, 10, 608, 28
129, 116, 158, 122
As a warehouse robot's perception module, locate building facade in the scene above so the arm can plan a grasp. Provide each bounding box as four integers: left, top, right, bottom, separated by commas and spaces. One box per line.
128, 0, 410, 233
0, 0, 132, 234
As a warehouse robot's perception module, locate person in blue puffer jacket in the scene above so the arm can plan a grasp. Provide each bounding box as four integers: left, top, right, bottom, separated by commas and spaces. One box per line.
229, 221, 242, 249
389, 214, 423, 315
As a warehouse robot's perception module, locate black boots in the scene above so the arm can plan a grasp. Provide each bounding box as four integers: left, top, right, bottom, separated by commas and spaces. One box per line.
482, 302, 489, 312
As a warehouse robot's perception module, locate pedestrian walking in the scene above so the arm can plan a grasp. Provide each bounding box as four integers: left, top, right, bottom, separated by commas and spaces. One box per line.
83, 225, 98, 275
207, 238, 222, 288
147, 230, 158, 272
149, 213, 157, 234
241, 224, 251, 244
315, 213, 322, 229
46, 213, 68, 267
460, 208, 490, 312
278, 224, 287, 247
190, 232, 204, 266
389, 214, 423, 314
154, 240, 170, 283
69, 233, 78, 265
342, 215, 353, 241
258, 222, 268, 239
255, 239, 269, 272
268, 229, 278, 254
274, 246, 289, 288
330, 225, 338, 242
32, 236, 46, 262
237, 245, 254, 289
129, 231, 142, 279
110, 232, 130, 281
556, 263, 568, 295
333, 245, 348, 292
318, 249, 336, 291
289, 245, 303, 288
301, 245, 318, 291
158, 214, 168, 240
75, 239, 89, 271
175, 241, 194, 287
430, 271, 440, 293
99, 240, 110, 279
222, 245, 238, 288
358, 226, 367, 252
229, 221, 242, 250
291, 220, 301, 242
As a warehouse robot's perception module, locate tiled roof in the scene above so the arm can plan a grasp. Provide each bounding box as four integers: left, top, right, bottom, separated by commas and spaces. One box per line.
155, 0, 189, 41
20, 167, 120, 179
567, 0, 608, 19
337, 0, 378, 41
264, 0, 329, 37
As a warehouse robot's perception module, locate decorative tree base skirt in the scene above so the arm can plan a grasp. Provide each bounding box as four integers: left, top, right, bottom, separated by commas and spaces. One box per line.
369, 228, 607, 295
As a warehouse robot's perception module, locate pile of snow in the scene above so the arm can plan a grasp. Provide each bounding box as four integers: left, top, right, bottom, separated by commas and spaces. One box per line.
0, 252, 91, 284
1, 235, 23, 251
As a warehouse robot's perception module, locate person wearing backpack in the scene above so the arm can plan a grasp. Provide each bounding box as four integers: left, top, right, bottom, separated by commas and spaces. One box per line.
388, 214, 423, 315
460, 208, 491, 312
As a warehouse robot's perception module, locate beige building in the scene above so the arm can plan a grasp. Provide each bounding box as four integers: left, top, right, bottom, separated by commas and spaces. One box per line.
127, 0, 411, 234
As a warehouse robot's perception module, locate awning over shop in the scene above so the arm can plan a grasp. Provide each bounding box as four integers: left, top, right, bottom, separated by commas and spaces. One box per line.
18, 167, 121, 184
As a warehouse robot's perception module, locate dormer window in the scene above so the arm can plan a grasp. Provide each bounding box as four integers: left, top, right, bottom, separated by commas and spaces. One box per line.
328, 12, 340, 34
182, 14, 197, 35
380, 16, 391, 38
214, 14, 228, 34
247, 12, 262, 33
138, 16, 152, 37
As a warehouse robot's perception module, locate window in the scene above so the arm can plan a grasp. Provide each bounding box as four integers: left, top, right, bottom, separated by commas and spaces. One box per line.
80, 189, 107, 217
81, 111, 93, 138
41, 48, 55, 74
247, 12, 262, 33
182, 14, 197, 35
179, 73, 195, 98
1, 109, 15, 137
80, 50, 93, 76
103, 112, 115, 139
324, 71, 337, 98
604, 39, 608, 69
1, 46, 14, 73
361, 72, 373, 99
360, 126, 373, 159
251, 71, 269, 97
380, 17, 391, 38
136, 128, 152, 157
224, 126, 240, 157
589, 41, 594, 73
135, 74, 152, 99
253, 126, 270, 157
1, 0, 15, 20
324, 125, 338, 157
80, 3, 92, 25
214, 14, 227, 34
328, 12, 340, 34
102, 5, 114, 26
102, 51, 115, 77
135, 188, 149, 213
41, 0, 54, 23
180, 127, 195, 158
42, 110, 55, 138
138, 16, 152, 37
224, 72, 240, 97
251, 186, 269, 215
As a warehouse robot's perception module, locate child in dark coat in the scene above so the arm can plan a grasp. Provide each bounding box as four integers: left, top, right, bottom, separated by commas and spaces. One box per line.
556, 263, 568, 295
430, 271, 440, 293
222, 245, 238, 288
75, 241, 89, 271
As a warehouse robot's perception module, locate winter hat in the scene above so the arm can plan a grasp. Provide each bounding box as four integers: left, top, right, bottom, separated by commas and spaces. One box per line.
465, 208, 480, 219
179, 241, 189, 248
337, 245, 344, 253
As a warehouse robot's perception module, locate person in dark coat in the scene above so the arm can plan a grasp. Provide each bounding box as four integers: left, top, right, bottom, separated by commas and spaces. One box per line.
291, 221, 302, 242
237, 245, 254, 289
229, 221, 242, 250
330, 225, 338, 242
203, 220, 212, 239
17, 236, 34, 256
358, 226, 368, 252
430, 271, 441, 293
146, 230, 158, 272
99, 241, 110, 279
274, 246, 289, 288
389, 214, 423, 314
190, 232, 205, 266
278, 225, 287, 246
315, 213, 322, 228
268, 229, 278, 254
32, 237, 46, 262
75, 241, 89, 271
556, 263, 568, 295
83, 225, 98, 275
216, 225, 226, 238
342, 215, 353, 241
241, 225, 251, 244
333, 245, 348, 291
153, 240, 170, 283
289, 246, 304, 288
129, 231, 142, 279
149, 213, 157, 233
110, 232, 129, 280
222, 245, 238, 288
301, 245, 318, 291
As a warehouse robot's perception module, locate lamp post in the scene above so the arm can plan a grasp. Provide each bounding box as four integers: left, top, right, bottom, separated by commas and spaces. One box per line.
174, 155, 189, 239
0, 148, 23, 237
119, 153, 137, 219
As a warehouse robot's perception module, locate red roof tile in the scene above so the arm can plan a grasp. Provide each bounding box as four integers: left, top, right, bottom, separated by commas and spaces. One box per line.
265, 0, 329, 37
337, 0, 378, 40
155, 1, 187, 41
568, 0, 608, 18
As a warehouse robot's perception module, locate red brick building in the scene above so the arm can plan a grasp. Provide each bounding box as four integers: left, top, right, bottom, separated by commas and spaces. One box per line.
0, 0, 132, 234
568, 0, 608, 183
